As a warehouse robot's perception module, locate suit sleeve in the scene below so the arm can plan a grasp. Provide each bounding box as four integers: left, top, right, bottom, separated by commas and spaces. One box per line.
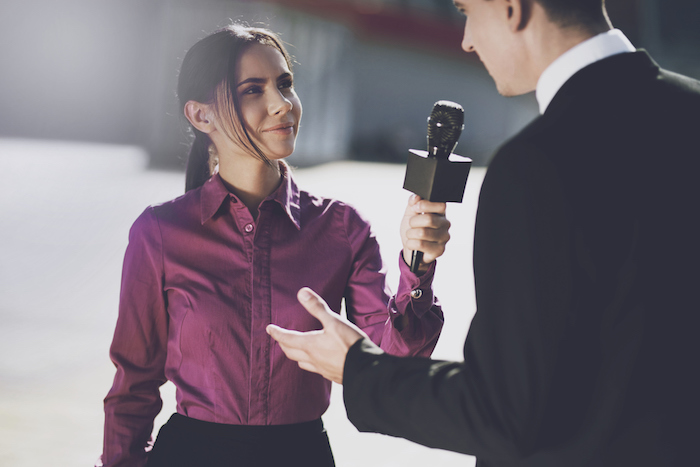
343, 144, 573, 461
100, 207, 168, 467
341, 204, 444, 358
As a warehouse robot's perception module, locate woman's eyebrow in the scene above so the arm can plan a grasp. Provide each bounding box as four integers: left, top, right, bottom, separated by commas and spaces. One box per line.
236, 77, 266, 88
237, 72, 291, 88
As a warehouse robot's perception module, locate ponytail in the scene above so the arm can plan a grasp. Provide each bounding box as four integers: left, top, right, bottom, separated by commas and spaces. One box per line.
185, 130, 212, 192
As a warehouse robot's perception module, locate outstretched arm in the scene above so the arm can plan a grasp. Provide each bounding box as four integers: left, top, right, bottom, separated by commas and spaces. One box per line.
342, 195, 448, 357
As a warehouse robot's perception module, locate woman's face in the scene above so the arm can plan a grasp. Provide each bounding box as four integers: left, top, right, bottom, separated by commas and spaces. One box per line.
230, 42, 302, 161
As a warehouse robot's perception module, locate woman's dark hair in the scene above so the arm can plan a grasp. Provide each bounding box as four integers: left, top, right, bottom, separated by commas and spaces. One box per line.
177, 24, 293, 192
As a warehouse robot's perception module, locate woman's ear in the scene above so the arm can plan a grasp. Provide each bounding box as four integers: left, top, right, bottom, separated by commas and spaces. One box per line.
184, 101, 217, 134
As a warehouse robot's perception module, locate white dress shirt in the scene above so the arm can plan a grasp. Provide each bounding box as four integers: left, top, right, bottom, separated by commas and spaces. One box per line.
536, 29, 636, 114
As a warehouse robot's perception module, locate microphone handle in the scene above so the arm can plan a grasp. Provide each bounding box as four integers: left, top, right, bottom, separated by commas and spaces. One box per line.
410, 250, 424, 273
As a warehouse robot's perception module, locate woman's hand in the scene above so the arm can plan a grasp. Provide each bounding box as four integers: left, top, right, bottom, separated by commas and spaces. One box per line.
400, 195, 451, 273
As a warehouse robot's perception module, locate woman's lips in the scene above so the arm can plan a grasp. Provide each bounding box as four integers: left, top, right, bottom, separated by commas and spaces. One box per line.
264, 122, 294, 134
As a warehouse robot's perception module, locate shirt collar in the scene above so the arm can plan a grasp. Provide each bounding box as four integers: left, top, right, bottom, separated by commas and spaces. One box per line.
536, 29, 635, 114
270, 161, 302, 230
200, 173, 230, 225
200, 161, 301, 230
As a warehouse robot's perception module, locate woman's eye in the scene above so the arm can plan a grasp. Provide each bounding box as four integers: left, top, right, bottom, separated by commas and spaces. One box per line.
243, 86, 262, 95
279, 79, 293, 90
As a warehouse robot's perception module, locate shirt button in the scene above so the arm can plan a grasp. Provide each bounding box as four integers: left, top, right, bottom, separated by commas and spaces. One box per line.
410, 289, 423, 299
244, 223, 254, 233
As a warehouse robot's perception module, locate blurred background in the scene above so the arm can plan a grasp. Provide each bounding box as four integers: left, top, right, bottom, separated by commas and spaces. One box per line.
4, 0, 697, 169
1, 0, 699, 466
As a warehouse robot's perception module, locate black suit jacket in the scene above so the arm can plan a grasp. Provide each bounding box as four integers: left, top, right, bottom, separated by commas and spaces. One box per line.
343, 51, 700, 466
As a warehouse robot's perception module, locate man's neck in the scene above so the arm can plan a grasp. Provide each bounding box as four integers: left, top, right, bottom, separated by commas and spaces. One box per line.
535, 28, 636, 113
517, 2, 610, 89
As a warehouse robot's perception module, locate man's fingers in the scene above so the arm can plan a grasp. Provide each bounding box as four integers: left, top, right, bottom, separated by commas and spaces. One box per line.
266, 325, 319, 362
297, 361, 319, 374
267, 289, 364, 385
278, 345, 311, 365
266, 325, 323, 348
267, 324, 311, 348
296, 287, 336, 326
266, 287, 335, 346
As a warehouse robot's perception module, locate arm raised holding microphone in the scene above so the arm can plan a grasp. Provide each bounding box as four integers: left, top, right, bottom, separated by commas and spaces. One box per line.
267, 195, 450, 383
401, 195, 451, 274
269, 98, 465, 387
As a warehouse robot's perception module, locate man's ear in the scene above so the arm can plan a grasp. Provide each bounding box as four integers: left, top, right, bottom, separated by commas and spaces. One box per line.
184, 101, 217, 134
505, 0, 531, 31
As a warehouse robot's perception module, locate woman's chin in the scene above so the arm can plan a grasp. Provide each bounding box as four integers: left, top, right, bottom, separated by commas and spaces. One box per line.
266, 145, 296, 161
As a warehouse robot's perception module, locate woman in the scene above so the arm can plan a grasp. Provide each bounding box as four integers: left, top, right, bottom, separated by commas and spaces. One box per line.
100, 24, 448, 467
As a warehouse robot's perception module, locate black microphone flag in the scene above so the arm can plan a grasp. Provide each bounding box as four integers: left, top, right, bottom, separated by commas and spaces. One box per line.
403, 100, 472, 272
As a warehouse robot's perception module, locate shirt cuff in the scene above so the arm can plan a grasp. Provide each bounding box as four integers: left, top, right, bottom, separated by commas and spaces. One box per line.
395, 250, 436, 318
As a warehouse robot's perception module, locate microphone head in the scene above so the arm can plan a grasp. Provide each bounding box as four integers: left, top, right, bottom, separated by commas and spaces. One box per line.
427, 100, 464, 158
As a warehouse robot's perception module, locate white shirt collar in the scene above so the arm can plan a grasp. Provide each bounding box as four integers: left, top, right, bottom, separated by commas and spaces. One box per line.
536, 29, 635, 114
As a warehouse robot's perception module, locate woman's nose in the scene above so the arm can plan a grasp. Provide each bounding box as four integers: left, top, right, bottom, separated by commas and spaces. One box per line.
269, 91, 293, 115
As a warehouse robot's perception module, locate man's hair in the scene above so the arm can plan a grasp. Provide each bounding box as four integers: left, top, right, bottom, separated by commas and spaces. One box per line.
536, 0, 608, 30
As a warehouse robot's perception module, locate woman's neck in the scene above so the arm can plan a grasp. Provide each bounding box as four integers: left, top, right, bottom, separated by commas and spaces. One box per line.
218, 155, 282, 220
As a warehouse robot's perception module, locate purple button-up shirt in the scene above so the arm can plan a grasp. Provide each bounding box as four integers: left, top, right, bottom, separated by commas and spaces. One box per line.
101, 167, 444, 467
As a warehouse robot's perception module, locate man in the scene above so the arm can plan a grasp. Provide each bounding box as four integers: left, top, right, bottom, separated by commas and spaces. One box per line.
268, 0, 700, 465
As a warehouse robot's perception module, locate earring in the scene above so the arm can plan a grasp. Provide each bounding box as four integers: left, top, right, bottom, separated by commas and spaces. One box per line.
207, 145, 220, 174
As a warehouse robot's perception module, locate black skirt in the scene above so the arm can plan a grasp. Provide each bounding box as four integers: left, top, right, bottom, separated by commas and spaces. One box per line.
147, 413, 336, 467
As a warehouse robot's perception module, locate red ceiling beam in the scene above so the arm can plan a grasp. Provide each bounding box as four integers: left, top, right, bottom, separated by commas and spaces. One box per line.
251, 0, 474, 60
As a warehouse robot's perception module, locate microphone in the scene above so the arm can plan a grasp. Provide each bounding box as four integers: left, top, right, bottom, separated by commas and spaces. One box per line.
427, 100, 464, 159
403, 100, 472, 273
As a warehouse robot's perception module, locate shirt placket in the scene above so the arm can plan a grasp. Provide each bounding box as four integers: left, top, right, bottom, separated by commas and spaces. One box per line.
247, 204, 273, 425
